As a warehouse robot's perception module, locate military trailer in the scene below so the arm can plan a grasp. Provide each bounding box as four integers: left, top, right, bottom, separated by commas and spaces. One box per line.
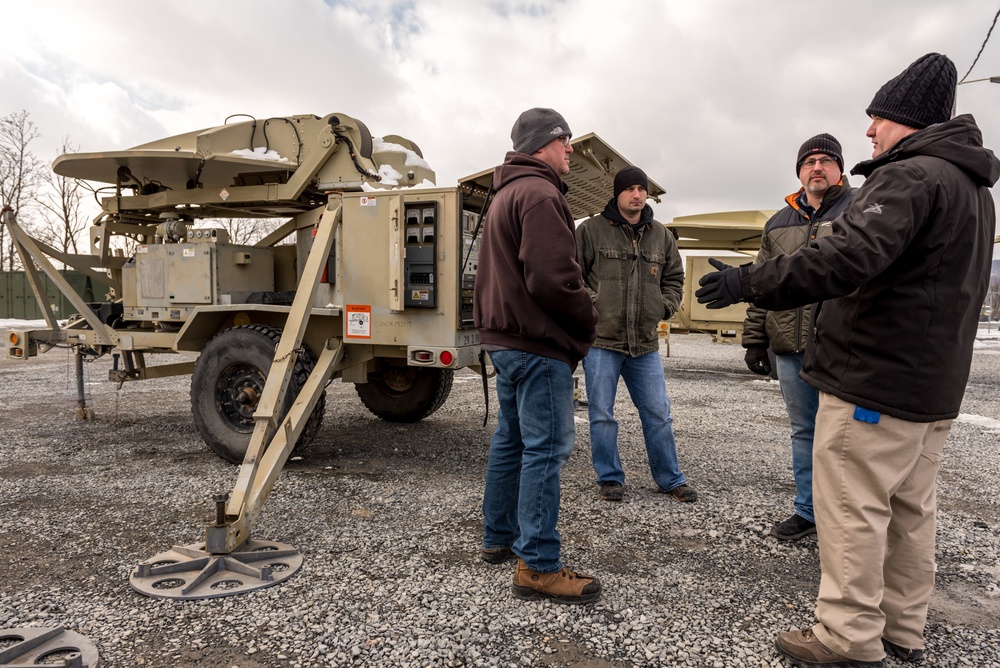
2, 114, 660, 598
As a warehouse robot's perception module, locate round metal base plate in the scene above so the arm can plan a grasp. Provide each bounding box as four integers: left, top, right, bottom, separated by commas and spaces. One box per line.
0, 626, 100, 667
129, 539, 303, 600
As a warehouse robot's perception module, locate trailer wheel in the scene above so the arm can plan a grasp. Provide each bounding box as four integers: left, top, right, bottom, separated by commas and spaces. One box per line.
191, 324, 325, 464
355, 366, 453, 422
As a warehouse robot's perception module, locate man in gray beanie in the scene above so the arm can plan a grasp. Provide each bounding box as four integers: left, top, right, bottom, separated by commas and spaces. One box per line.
697, 52, 999, 666
742, 133, 856, 543
475, 108, 601, 604
576, 165, 696, 504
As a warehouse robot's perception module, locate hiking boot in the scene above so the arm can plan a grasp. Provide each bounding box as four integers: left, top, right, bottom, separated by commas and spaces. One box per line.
771, 514, 817, 542
882, 638, 924, 663
511, 558, 602, 604
599, 481, 623, 502
481, 546, 516, 564
775, 628, 886, 667
662, 484, 698, 503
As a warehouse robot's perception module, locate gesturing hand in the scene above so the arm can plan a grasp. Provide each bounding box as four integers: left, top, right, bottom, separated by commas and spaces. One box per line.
695, 258, 748, 309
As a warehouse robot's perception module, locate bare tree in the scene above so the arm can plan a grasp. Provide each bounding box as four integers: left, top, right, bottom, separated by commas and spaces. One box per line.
0, 110, 45, 270
36, 135, 87, 261
199, 217, 287, 245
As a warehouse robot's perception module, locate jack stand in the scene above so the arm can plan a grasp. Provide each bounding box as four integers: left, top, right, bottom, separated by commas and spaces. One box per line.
74, 351, 94, 420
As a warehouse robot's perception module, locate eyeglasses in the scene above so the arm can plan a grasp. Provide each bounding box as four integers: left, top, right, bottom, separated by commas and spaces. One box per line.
557, 135, 571, 147
801, 157, 837, 169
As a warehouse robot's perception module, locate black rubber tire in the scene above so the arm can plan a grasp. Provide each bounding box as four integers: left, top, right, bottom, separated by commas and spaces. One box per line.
190, 324, 325, 464
355, 366, 453, 423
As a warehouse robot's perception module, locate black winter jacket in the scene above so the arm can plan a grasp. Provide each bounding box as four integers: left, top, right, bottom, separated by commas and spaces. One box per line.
746, 114, 999, 422
742, 181, 856, 354
474, 152, 598, 366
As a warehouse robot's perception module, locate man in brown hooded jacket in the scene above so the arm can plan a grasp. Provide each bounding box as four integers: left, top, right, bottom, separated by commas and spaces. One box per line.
474, 107, 601, 605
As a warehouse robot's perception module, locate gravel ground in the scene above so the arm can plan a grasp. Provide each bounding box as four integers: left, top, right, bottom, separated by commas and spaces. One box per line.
1, 328, 998, 668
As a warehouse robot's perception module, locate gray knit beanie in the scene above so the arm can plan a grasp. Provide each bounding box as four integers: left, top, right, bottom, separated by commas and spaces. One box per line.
795, 133, 843, 174
511, 108, 572, 155
866, 53, 957, 129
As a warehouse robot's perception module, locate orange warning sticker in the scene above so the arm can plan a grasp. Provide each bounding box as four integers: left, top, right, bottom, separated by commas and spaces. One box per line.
346, 304, 372, 339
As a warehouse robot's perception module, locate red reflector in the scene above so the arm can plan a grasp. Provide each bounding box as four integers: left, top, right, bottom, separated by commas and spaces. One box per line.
440, 351, 454, 366
415, 351, 434, 362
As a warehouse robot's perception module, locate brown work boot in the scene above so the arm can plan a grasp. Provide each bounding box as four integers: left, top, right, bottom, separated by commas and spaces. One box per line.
511, 558, 602, 604
775, 627, 885, 667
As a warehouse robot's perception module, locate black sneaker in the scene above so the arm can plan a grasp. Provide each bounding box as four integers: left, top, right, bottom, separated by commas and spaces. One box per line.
771, 514, 817, 541
599, 482, 623, 502
882, 638, 925, 663
481, 546, 515, 564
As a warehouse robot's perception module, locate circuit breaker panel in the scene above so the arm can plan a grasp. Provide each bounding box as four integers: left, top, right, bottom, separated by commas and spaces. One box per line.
404, 203, 437, 308
459, 210, 480, 327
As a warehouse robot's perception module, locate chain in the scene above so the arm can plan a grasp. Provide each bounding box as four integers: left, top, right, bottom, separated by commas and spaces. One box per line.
273, 346, 306, 363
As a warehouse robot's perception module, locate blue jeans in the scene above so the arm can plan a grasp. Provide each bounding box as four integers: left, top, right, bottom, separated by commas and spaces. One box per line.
481, 350, 575, 574
775, 353, 819, 523
582, 347, 686, 491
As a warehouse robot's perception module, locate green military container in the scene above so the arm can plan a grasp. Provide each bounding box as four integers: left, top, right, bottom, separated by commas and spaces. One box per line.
0, 270, 96, 320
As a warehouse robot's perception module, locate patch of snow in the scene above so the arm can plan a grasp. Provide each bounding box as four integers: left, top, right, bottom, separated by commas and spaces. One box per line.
0, 318, 52, 329
372, 137, 432, 170
955, 413, 1000, 432
377, 163, 404, 186
230, 147, 289, 163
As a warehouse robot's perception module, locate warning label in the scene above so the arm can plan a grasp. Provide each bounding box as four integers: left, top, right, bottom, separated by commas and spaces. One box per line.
346, 304, 372, 338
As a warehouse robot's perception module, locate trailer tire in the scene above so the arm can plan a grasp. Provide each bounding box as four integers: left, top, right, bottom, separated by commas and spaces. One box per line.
355, 366, 453, 423
191, 324, 325, 464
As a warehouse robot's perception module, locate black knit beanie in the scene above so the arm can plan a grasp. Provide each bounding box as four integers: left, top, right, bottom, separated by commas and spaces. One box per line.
511, 108, 572, 155
866, 53, 957, 129
795, 133, 843, 175
614, 166, 648, 198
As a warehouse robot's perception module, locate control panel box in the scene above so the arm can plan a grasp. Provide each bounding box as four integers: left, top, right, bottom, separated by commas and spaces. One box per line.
121, 242, 275, 323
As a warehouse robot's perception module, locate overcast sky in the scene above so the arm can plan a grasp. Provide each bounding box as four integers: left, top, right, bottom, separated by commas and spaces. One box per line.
2, 0, 999, 239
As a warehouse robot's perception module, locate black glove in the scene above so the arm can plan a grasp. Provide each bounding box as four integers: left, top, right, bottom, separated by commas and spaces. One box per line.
695, 258, 748, 309
744, 346, 772, 376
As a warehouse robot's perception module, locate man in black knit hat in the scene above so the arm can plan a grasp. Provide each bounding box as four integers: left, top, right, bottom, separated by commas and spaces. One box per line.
696, 53, 999, 666
576, 166, 696, 503
742, 133, 856, 542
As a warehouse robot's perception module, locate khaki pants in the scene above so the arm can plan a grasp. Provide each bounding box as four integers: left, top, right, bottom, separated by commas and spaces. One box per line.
810, 392, 951, 661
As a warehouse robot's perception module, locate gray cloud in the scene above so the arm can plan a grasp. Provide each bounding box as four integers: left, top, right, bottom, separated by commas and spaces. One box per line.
1, 0, 997, 232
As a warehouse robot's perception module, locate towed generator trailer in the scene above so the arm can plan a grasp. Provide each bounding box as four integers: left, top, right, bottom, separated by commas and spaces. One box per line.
2, 113, 656, 600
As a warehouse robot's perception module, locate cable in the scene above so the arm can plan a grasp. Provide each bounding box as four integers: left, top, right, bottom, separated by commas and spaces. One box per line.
958, 4, 1000, 84
262, 117, 303, 163
226, 113, 258, 152
332, 131, 380, 180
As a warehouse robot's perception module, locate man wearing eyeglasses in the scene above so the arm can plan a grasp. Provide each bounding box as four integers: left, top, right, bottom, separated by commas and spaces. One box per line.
741, 134, 856, 543
575, 166, 695, 504
475, 107, 602, 604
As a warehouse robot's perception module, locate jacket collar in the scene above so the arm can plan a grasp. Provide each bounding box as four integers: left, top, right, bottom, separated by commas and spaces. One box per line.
784, 175, 852, 213
601, 197, 654, 226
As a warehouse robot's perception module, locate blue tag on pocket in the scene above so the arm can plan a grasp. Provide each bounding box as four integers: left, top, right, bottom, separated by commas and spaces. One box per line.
853, 406, 881, 424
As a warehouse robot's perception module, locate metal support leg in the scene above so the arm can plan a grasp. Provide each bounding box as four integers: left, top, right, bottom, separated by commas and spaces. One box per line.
74, 351, 94, 420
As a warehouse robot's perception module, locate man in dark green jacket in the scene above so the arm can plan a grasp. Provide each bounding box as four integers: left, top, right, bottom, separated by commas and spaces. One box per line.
742, 133, 856, 542
576, 166, 696, 503
697, 53, 999, 667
